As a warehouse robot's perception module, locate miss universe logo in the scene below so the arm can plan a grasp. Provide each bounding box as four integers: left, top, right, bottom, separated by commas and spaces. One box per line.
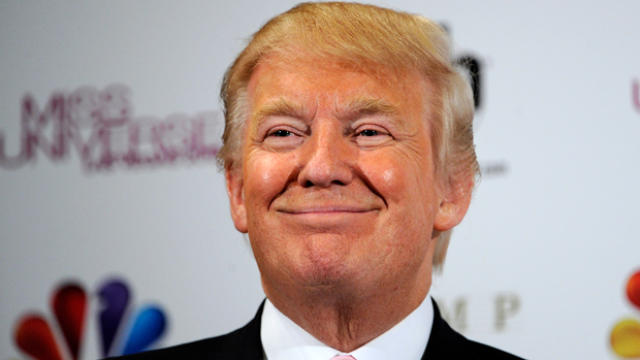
0, 84, 221, 171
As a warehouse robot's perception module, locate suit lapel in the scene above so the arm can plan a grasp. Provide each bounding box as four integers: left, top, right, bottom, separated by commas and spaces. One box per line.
422, 298, 464, 359
235, 301, 266, 360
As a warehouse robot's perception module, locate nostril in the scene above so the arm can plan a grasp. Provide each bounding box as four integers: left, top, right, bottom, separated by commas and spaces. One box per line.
301, 179, 346, 188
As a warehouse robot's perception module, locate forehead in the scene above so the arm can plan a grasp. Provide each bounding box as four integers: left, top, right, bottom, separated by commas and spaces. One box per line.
246, 55, 432, 120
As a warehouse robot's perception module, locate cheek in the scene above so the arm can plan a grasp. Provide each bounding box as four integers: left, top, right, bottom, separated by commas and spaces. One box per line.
360, 151, 438, 218
244, 153, 294, 208
382, 168, 394, 184
360, 153, 412, 201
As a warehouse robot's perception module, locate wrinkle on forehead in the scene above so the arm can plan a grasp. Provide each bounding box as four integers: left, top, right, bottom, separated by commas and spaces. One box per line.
250, 55, 431, 109
252, 95, 401, 126
246, 53, 437, 144
257, 50, 414, 90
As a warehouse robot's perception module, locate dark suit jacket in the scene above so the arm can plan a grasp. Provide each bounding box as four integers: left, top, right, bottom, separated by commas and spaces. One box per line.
114, 299, 523, 359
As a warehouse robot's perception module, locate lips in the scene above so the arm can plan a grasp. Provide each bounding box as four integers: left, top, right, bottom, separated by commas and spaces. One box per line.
275, 203, 379, 229
271, 188, 383, 215
277, 205, 378, 214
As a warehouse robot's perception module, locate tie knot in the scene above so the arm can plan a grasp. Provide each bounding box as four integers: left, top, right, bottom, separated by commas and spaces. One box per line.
332, 356, 356, 360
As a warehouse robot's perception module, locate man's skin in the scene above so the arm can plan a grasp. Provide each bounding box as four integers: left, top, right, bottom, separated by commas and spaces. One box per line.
225, 54, 473, 352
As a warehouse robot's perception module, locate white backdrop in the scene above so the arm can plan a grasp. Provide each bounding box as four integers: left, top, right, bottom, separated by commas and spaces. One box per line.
2, 1, 640, 359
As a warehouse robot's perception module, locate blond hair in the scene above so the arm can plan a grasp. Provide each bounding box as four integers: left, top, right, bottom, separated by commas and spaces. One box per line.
218, 2, 479, 268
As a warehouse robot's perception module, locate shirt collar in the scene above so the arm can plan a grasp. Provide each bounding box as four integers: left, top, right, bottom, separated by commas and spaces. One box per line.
261, 294, 433, 360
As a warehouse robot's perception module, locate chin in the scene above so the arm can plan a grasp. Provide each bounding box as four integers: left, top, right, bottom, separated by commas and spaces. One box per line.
254, 231, 378, 294
290, 250, 358, 290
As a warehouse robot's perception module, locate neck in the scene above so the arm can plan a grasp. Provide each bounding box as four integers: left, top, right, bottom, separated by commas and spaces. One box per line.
262, 268, 431, 352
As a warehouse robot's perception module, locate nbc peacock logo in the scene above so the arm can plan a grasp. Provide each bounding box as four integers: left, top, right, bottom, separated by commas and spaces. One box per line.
610, 269, 640, 358
13, 277, 168, 360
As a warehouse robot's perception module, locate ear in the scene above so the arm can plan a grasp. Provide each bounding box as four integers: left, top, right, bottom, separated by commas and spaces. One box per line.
226, 166, 248, 233
434, 171, 474, 232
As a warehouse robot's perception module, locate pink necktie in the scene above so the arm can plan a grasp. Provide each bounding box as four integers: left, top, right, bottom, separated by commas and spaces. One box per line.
332, 356, 356, 360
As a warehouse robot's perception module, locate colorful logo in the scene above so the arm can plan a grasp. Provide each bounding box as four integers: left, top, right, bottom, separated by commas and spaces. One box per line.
610, 269, 640, 358
13, 277, 168, 360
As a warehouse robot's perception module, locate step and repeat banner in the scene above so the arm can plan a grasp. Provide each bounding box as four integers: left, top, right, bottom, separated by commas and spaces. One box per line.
1, 1, 639, 359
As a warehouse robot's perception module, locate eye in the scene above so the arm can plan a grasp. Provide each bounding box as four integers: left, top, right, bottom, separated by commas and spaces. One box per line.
357, 129, 381, 137
263, 127, 304, 150
268, 129, 293, 137
353, 125, 392, 146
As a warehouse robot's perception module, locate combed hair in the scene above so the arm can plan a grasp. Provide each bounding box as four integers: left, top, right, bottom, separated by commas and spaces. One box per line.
218, 2, 479, 268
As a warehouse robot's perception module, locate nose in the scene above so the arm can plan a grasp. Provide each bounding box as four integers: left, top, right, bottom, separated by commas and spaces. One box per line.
297, 119, 354, 188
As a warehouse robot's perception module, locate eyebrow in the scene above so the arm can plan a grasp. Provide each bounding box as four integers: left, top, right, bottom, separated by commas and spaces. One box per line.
339, 97, 399, 120
252, 98, 308, 122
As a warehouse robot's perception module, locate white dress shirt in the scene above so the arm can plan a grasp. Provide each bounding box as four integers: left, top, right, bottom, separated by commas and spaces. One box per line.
261, 294, 433, 360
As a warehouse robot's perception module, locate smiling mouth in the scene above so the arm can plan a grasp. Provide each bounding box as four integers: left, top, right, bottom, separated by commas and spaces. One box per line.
276, 207, 378, 227
271, 188, 384, 221
277, 206, 379, 215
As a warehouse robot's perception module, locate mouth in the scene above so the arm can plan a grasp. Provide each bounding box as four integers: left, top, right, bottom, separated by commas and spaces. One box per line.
270, 187, 384, 227
275, 204, 380, 228
277, 205, 379, 215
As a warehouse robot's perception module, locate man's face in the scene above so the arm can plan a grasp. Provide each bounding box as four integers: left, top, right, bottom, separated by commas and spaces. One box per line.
227, 56, 464, 301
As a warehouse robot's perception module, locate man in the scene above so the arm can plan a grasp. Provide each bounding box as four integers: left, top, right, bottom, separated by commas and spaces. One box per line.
119, 2, 522, 359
